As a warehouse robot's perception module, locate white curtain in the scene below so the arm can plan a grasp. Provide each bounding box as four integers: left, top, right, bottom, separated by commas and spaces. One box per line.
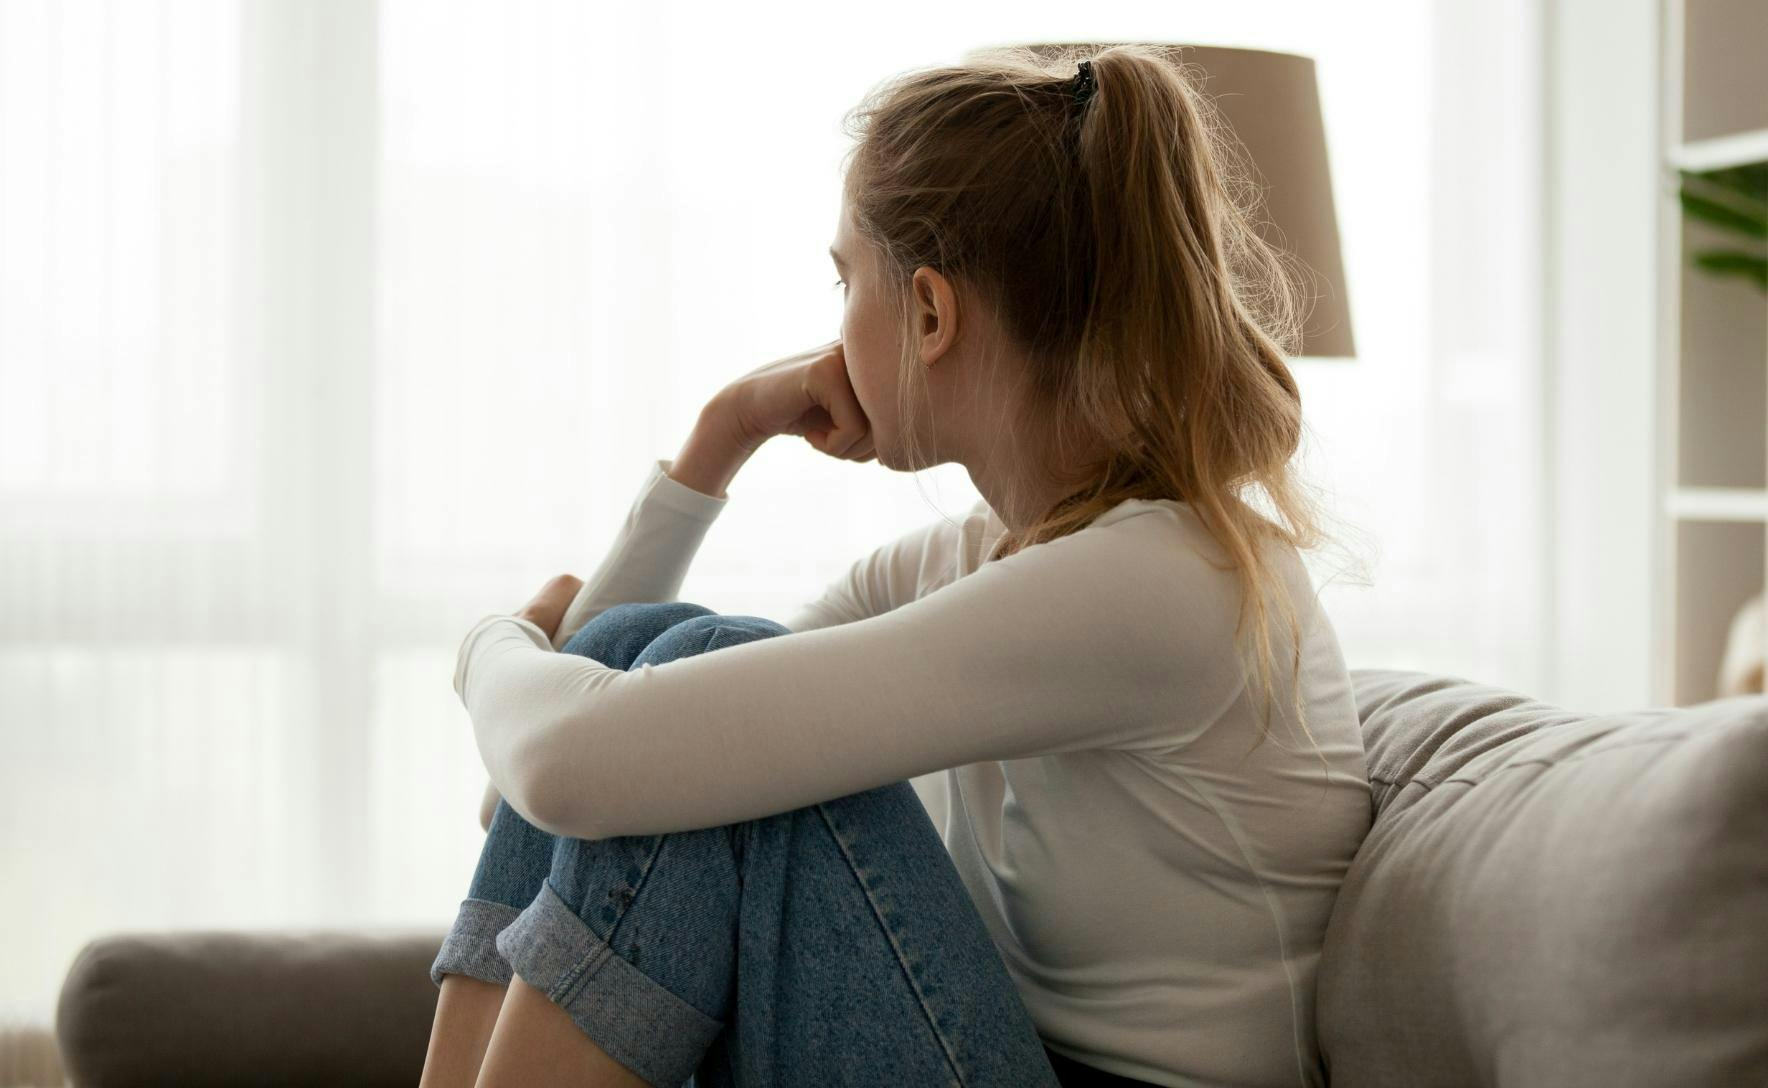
0, 0, 1544, 1029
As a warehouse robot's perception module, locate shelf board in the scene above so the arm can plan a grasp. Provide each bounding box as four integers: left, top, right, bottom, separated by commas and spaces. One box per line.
1671, 128, 1768, 172
1667, 487, 1768, 522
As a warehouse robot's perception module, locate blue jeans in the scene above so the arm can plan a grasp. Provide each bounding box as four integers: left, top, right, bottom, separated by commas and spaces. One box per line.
429, 601, 1073, 1087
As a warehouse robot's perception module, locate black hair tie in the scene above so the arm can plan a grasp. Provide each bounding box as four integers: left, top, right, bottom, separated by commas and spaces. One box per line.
1072, 59, 1097, 107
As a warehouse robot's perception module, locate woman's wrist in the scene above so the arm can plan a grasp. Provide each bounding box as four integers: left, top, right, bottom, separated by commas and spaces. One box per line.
668, 392, 756, 500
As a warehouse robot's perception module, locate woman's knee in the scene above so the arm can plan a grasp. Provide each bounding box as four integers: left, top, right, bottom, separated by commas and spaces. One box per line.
462, 796, 566, 908
539, 820, 745, 1023
632, 613, 790, 666
558, 601, 716, 667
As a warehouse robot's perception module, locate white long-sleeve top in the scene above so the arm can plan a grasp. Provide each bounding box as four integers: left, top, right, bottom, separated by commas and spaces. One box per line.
454, 457, 1373, 1088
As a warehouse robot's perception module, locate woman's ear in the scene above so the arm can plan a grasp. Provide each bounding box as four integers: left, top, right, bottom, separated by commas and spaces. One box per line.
912, 266, 960, 368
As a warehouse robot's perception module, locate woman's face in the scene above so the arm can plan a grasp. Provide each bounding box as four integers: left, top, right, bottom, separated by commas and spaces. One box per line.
830, 195, 911, 469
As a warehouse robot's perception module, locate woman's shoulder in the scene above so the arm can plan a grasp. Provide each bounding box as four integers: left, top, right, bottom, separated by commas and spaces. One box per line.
1095, 499, 1323, 601
955, 493, 1326, 627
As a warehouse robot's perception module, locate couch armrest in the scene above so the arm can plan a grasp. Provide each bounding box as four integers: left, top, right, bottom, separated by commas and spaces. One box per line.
56, 928, 448, 1088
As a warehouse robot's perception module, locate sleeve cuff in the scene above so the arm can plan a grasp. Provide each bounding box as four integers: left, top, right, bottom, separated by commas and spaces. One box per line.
643, 458, 731, 521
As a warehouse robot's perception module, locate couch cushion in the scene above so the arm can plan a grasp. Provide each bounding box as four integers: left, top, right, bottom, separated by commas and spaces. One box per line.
56, 928, 446, 1088
1318, 669, 1768, 1087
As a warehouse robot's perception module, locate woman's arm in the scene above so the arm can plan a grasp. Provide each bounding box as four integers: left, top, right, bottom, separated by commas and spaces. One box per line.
781, 497, 996, 634
457, 507, 1248, 842
549, 400, 750, 650
468, 336, 876, 829
477, 400, 750, 830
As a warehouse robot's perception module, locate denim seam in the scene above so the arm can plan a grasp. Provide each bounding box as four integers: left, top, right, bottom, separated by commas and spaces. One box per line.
815, 800, 969, 1087
549, 940, 612, 1005
551, 834, 668, 1007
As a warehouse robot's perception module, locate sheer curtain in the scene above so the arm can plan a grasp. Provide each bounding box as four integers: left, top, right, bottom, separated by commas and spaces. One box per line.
0, 0, 1544, 1028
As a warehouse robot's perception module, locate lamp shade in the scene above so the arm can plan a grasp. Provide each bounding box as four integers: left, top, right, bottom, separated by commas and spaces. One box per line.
969, 43, 1355, 359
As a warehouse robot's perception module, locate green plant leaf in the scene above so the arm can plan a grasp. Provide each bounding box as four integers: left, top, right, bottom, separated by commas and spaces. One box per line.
1680, 189, 1767, 236
1709, 162, 1768, 201
1682, 163, 1768, 201
1693, 249, 1768, 292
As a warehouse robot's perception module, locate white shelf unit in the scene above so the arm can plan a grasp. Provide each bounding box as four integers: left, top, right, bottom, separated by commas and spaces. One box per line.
1656, 0, 1768, 705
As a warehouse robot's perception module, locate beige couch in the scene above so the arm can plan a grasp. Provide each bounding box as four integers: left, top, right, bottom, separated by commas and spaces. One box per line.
53, 669, 1768, 1086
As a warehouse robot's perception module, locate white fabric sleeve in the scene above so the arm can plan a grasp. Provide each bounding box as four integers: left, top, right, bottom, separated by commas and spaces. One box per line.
454, 510, 1247, 841
781, 499, 992, 634
476, 455, 728, 830
549, 457, 730, 650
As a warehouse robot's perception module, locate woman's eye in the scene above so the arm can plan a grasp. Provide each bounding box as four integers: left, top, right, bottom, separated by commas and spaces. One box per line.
832, 278, 846, 290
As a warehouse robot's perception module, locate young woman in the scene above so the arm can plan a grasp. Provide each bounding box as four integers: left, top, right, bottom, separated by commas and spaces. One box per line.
419, 44, 1372, 1088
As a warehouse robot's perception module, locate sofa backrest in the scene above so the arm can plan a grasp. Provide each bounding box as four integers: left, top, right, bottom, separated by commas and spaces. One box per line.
1318, 668, 1768, 1087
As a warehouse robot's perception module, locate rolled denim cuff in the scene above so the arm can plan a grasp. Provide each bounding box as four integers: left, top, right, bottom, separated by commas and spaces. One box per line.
429, 897, 525, 988
496, 881, 724, 1087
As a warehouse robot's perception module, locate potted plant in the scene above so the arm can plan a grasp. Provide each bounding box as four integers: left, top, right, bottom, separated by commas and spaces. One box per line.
1681, 161, 1768, 698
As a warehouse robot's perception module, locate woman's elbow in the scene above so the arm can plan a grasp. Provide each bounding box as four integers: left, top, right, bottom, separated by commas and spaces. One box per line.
491, 711, 621, 840
508, 757, 606, 841
497, 776, 569, 838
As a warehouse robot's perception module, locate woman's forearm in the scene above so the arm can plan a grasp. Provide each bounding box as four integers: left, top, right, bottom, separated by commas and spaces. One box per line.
668, 393, 757, 501
465, 402, 753, 834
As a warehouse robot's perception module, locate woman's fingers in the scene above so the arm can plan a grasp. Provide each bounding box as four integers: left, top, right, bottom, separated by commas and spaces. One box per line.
809, 359, 870, 458
724, 338, 875, 465
810, 425, 873, 462
516, 573, 583, 642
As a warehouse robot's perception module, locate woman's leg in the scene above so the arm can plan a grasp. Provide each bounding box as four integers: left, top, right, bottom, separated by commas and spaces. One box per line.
420, 602, 721, 1088
418, 975, 510, 1088
474, 605, 1063, 1088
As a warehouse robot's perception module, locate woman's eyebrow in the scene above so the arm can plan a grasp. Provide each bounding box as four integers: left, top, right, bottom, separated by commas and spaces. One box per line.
828, 246, 846, 269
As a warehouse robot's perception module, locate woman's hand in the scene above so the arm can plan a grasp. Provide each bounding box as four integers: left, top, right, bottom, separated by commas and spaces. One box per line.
514, 573, 584, 643
723, 338, 876, 462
